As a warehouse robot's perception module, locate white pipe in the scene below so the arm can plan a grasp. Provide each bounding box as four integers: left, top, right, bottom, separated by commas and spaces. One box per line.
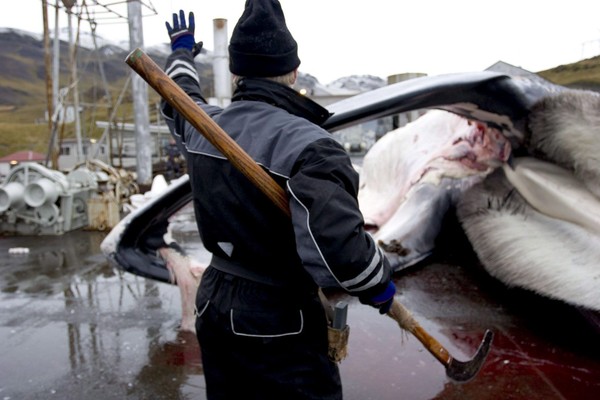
213, 18, 231, 107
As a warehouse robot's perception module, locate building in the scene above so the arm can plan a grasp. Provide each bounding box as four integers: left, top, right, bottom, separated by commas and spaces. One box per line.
0, 151, 46, 179
57, 122, 171, 171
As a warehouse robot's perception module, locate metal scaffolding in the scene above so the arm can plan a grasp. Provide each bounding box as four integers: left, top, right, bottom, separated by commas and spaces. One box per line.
42, 0, 157, 184
60, 1, 158, 25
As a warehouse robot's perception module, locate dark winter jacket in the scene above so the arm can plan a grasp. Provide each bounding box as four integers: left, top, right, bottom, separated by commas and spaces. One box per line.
161, 49, 391, 298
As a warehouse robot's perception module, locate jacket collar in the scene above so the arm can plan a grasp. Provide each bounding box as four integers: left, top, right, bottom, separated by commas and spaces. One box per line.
231, 77, 332, 126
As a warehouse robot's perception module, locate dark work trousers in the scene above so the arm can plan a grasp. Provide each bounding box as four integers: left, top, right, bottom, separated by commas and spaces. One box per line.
195, 266, 343, 399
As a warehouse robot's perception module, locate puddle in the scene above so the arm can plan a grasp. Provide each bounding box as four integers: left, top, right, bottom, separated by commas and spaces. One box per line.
1, 231, 599, 399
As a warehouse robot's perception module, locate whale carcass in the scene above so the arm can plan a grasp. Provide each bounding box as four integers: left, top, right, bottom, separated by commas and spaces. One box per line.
457, 91, 600, 312
101, 70, 600, 331
358, 109, 511, 268
360, 88, 600, 312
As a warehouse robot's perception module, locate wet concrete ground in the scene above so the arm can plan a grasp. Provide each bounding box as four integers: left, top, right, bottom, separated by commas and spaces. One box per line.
1, 229, 599, 399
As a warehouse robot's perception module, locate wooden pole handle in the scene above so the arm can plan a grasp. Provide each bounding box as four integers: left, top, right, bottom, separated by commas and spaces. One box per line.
125, 48, 290, 217
388, 300, 451, 366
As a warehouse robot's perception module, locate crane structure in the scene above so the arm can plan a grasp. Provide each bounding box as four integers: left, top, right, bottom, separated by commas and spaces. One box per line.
41, 0, 157, 186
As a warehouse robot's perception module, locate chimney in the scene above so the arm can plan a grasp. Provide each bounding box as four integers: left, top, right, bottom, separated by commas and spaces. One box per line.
211, 18, 232, 107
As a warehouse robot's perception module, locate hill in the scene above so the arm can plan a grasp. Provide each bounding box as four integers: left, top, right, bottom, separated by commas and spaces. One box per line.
0, 27, 598, 159
0, 28, 215, 159
537, 55, 600, 92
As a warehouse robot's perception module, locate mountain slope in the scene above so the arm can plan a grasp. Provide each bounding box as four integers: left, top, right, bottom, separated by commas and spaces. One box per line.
537, 55, 600, 91
0, 27, 598, 158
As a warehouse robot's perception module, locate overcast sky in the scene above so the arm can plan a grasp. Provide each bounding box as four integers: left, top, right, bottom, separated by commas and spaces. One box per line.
1, 0, 599, 84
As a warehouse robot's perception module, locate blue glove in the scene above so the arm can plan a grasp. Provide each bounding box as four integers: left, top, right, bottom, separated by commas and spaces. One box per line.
166, 10, 202, 55
361, 281, 396, 314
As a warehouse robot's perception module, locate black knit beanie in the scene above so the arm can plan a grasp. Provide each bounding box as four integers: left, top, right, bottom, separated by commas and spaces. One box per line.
229, 0, 301, 77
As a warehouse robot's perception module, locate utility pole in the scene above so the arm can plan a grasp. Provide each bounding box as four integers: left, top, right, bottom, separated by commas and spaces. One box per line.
127, 0, 152, 187
42, 1, 53, 131
63, 0, 83, 163
41, 0, 55, 167
50, 0, 61, 168
52, 0, 60, 112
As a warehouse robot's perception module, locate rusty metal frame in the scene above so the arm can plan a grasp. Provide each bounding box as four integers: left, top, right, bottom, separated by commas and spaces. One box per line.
52, 0, 158, 25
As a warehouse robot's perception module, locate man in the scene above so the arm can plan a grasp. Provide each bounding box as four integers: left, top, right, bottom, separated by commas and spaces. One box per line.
164, 136, 184, 180
161, 1, 396, 398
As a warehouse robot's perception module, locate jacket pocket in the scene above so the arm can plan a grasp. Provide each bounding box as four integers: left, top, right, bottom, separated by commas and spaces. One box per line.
230, 307, 304, 338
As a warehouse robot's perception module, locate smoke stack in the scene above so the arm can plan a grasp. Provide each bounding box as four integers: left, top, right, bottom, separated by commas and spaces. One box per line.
212, 18, 232, 107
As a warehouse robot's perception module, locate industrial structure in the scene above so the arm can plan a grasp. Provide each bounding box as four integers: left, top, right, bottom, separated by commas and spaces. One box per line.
1, 1, 157, 234
0, 161, 134, 234
40, 0, 158, 185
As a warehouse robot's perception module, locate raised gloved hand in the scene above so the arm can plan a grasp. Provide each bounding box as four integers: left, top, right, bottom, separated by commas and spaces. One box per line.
166, 10, 203, 56
360, 281, 396, 314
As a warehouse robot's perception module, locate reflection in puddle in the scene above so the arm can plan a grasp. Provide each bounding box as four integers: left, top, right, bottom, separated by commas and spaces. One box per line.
0, 232, 206, 399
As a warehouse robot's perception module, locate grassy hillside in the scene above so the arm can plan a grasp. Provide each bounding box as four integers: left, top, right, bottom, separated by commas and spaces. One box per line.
0, 80, 160, 157
0, 27, 598, 159
0, 30, 212, 159
538, 55, 600, 91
